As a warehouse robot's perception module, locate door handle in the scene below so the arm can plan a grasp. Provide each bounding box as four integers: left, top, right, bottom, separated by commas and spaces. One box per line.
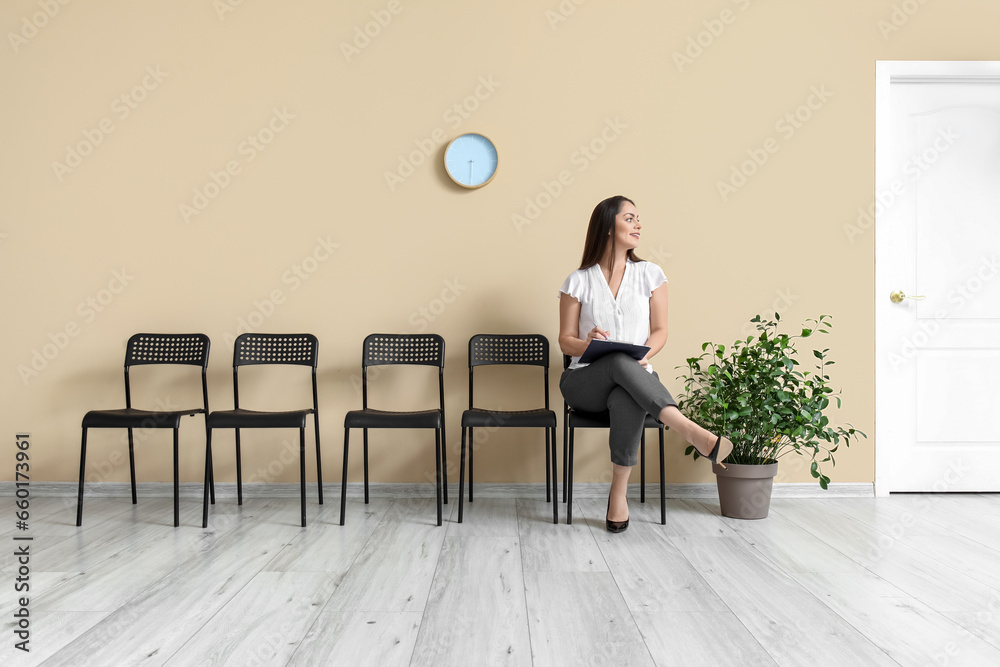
890, 290, 926, 303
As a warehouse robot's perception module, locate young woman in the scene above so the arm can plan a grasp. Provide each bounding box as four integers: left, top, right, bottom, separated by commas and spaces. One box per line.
558, 195, 732, 532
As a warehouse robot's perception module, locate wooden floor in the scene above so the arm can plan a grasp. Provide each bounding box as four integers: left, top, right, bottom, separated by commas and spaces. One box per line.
3, 492, 1000, 666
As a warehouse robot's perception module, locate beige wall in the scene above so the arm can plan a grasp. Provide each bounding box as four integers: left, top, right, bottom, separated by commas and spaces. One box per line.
3, 1, 999, 488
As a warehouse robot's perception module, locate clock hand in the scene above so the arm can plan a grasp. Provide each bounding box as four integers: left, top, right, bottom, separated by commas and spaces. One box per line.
469, 159, 474, 183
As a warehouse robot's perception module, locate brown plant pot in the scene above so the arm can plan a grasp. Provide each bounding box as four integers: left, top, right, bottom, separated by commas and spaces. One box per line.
712, 461, 779, 519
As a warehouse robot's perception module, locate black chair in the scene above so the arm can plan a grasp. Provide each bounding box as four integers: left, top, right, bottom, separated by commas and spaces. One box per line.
203, 333, 322, 528
562, 355, 666, 525
458, 334, 558, 524
77, 333, 211, 527
341, 334, 447, 526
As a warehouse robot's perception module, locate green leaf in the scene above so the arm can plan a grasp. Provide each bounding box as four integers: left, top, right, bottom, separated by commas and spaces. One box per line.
675, 312, 858, 490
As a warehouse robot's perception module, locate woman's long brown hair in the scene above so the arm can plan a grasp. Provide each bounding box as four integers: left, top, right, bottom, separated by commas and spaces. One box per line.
578, 196, 642, 276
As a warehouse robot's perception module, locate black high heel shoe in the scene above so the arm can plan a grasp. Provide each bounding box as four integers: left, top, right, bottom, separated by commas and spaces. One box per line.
606, 498, 629, 533
702, 436, 734, 469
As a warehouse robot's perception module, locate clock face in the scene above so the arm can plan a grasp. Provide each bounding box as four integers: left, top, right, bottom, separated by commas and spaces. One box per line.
444, 133, 498, 189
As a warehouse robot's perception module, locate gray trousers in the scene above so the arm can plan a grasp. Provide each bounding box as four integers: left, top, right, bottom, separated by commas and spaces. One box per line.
559, 352, 677, 467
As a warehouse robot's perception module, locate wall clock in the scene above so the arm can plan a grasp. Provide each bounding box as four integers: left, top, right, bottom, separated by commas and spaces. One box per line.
443, 132, 498, 189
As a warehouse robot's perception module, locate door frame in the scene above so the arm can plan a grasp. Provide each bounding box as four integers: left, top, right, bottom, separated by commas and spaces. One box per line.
874, 60, 1000, 496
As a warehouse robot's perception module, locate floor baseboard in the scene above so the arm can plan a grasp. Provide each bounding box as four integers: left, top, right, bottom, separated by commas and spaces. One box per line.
1, 481, 874, 499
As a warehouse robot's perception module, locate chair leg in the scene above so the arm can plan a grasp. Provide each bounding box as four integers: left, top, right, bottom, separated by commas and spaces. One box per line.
468, 427, 474, 503
208, 430, 216, 505
435, 428, 443, 526
235, 428, 243, 506
544, 428, 551, 503
641, 431, 646, 504
659, 428, 666, 525
551, 426, 558, 525
567, 426, 575, 525
203, 428, 213, 528
76, 428, 88, 527
127, 427, 137, 505
441, 424, 448, 506
299, 427, 307, 528
458, 426, 467, 523
340, 428, 350, 526
363, 429, 369, 505
314, 417, 323, 505
172, 428, 180, 527
562, 419, 568, 502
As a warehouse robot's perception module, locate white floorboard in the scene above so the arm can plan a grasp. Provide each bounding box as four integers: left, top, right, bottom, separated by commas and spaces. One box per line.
523, 571, 654, 667
411, 536, 531, 666
1, 493, 998, 666
287, 611, 422, 666
632, 610, 778, 667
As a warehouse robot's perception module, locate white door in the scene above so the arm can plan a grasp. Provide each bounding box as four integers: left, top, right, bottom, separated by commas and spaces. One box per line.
875, 61, 1000, 495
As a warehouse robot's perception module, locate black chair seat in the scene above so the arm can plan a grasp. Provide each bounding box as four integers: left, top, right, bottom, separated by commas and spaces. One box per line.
341, 333, 448, 527
208, 408, 314, 430
458, 334, 558, 525
77, 333, 212, 529
567, 410, 662, 430
82, 408, 204, 430
562, 355, 665, 526
461, 408, 556, 429
203, 333, 322, 529
344, 408, 442, 429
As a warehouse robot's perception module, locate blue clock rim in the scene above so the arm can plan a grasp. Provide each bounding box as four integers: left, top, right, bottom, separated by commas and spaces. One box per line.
444, 132, 498, 189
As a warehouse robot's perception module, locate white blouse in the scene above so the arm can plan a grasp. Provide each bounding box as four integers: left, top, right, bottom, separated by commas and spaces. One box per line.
559, 259, 668, 372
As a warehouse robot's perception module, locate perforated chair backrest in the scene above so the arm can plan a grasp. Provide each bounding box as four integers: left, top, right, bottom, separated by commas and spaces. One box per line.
362, 334, 445, 368
468, 334, 551, 411
359, 334, 445, 411
122, 333, 211, 410
469, 334, 549, 368
233, 333, 319, 368
230, 333, 319, 411
125, 333, 211, 368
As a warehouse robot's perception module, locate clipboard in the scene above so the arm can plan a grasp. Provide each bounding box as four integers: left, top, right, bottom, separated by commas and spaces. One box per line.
578, 338, 650, 365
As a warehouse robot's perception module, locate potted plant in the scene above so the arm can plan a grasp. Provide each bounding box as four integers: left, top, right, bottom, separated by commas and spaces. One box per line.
677, 313, 866, 519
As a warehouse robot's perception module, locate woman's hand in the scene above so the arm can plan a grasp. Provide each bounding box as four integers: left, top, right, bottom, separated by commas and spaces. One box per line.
638, 356, 650, 369
585, 326, 609, 343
